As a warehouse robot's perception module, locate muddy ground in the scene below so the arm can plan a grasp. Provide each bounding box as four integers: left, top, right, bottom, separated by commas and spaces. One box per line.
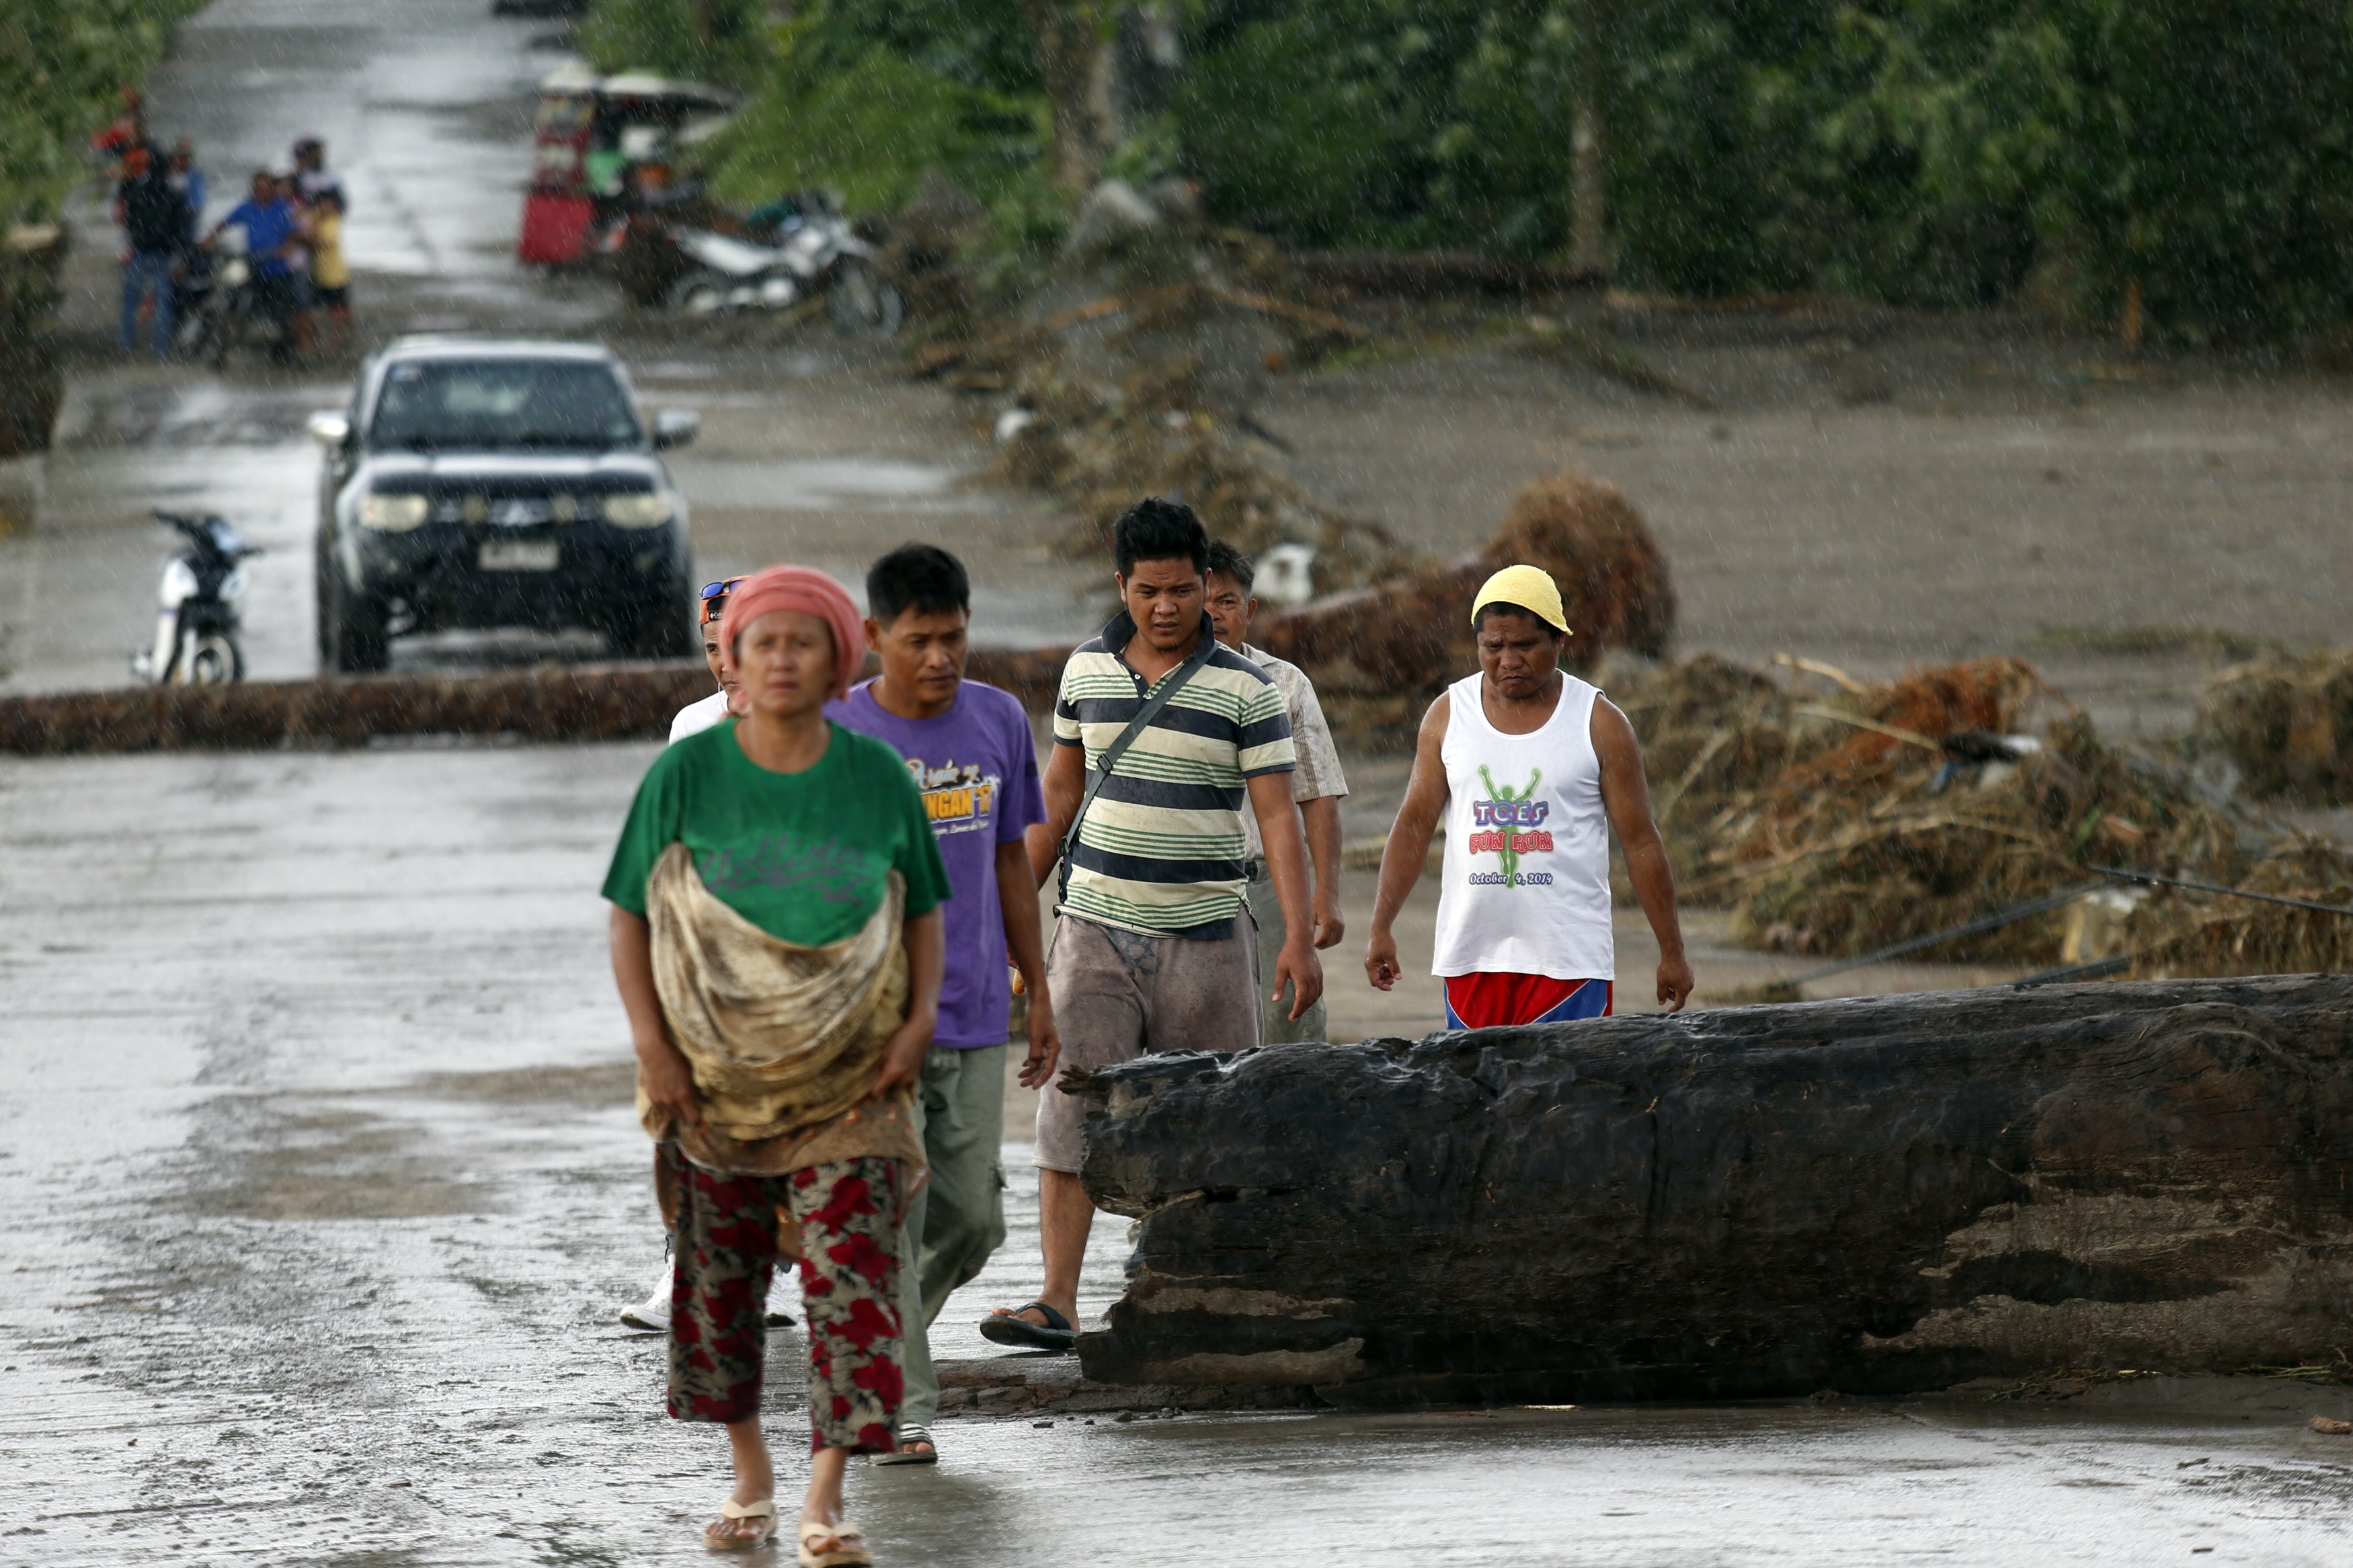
8, 743, 2353, 1564
4, 0, 2352, 1560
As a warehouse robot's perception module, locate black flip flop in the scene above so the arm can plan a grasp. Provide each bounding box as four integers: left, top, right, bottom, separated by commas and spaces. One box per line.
978, 1300, 1077, 1350
873, 1421, 938, 1467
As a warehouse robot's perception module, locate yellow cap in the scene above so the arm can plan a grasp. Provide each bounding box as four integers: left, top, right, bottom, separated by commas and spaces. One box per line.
1470, 564, 1570, 634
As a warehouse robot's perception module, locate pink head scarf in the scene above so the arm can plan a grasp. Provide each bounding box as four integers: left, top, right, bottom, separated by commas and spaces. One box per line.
717, 565, 865, 714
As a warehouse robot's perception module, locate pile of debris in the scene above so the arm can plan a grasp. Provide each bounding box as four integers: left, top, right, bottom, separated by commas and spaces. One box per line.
2127, 833, 2353, 978
1257, 470, 1673, 691
907, 178, 1408, 592
2193, 647, 2353, 803
1610, 653, 2353, 976
993, 349, 1413, 585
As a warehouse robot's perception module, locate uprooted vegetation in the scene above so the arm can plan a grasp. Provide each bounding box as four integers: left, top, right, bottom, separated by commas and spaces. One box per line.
901, 182, 1429, 593
1607, 653, 2353, 978
2192, 646, 2353, 804
1261, 469, 1672, 701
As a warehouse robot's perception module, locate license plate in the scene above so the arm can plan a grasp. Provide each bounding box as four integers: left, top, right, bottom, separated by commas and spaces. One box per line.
479, 540, 559, 572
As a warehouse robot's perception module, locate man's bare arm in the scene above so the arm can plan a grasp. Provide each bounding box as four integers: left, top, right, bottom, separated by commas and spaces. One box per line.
1364, 694, 1451, 991
1248, 770, 1324, 1020
1302, 794, 1345, 948
1593, 698, 1693, 1012
873, 907, 944, 1094
1029, 741, 1086, 888
996, 837, 1062, 1089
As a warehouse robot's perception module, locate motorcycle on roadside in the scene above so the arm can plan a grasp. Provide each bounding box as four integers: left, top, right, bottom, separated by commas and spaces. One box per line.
167, 244, 219, 360
661, 194, 905, 337
190, 226, 292, 370
131, 509, 261, 685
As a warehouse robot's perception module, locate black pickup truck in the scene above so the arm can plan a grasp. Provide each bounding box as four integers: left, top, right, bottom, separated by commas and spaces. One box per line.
308, 336, 699, 671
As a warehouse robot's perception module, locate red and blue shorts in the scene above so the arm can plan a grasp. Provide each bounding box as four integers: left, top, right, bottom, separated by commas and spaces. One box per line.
1443, 972, 1613, 1031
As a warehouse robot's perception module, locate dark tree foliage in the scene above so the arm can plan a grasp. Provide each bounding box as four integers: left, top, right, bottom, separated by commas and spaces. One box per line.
580, 0, 770, 86
596, 0, 2353, 339
797, 0, 1041, 94
1174, 0, 2353, 338
0, 0, 207, 224
1174, 0, 1577, 252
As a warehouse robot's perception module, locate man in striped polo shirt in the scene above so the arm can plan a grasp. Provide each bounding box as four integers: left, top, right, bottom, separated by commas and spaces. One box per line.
981, 497, 1323, 1350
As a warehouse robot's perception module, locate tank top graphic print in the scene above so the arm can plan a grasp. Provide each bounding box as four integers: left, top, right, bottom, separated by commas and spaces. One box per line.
1430, 671, 1614, 981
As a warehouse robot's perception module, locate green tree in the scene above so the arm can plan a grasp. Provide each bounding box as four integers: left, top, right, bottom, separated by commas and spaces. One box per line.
0, 0, 204, 225
703, 1, 1046, 212
580, 0, 768, 85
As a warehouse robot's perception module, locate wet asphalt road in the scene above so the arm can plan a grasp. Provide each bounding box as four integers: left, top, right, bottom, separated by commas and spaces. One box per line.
8, 743, 2353, 1566
7, 2, 2353, 1563
0, 0, 1101, 701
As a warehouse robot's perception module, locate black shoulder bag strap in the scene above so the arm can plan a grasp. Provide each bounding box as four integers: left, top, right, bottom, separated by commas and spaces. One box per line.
1058, 633, 1218, 905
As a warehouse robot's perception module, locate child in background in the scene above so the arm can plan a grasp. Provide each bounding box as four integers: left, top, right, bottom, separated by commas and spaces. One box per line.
309, 190, 351, 355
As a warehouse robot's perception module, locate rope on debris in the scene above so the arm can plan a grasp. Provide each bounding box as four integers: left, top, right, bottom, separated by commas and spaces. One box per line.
1771, 880, 2111, 990
2091, 864, 2353, 919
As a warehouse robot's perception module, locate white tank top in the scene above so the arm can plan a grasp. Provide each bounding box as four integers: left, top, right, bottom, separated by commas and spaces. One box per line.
1430, 671, 1614, 980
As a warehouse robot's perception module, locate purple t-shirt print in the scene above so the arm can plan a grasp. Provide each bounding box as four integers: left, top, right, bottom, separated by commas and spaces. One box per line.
826, 679, 1046, 1048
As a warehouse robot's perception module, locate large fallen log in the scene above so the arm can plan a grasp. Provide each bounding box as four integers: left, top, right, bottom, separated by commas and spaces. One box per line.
1070, 975, 2353, 1405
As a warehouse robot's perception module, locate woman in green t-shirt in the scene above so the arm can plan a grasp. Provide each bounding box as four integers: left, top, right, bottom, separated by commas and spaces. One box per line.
605, 566, 947, 1563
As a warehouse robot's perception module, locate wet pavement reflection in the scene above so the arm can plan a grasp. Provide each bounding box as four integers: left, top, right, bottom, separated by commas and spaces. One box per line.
5, 743, 2352, 1564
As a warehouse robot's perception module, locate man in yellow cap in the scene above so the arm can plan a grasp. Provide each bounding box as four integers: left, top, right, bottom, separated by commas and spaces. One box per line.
1365, 564, 1693, 1026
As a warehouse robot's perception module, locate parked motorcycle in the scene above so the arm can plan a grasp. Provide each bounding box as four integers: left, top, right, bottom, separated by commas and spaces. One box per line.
662, 200, 904, 337
168, 244, 221, 361
194, 226, 291, 370
131, 510, 260, 685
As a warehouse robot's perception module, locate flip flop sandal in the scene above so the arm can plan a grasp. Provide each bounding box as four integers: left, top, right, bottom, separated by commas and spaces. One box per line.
978, 1300, 1077, 1350
705, 1497, 777, 1552
798, 1517, 873, 1567
872, 1421, 938, 1467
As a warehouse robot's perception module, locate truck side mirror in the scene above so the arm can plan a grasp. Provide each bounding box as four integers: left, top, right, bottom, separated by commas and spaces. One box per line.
307, 410, 351, 448
653, 409, 700, 450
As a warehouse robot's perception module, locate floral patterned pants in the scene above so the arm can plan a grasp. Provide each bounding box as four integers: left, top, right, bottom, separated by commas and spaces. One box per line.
665, 1145, 907, 1454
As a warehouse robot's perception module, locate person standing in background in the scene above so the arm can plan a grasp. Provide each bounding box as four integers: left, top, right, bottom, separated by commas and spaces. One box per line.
1202, 540, 1349, 1043
290, 136, 345, 210
308, 189, 352, 356
829, 543, 1059, 1465
167, 138, 206, 246
1365, 565, 1694, 1027
91, 87, 145, 170
207, 170, 313, 360
116, 144, 183, 359
662, 576, 748, 747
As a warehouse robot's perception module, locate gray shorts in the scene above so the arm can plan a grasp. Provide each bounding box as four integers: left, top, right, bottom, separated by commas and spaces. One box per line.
1033, 913, 1261, 1173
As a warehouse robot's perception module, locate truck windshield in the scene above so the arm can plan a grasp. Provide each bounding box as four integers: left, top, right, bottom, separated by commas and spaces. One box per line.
368, 360, 641, 452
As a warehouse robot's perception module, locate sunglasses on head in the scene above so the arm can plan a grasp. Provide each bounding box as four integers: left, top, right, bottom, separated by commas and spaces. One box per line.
699, 579, 742, 601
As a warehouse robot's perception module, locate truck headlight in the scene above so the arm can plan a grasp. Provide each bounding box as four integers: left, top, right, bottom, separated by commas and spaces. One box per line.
600, 490, 673, 528
358, 492, 431, 531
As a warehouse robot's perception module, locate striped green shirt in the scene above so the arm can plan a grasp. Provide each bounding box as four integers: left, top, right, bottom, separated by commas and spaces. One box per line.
1053, 612, 1295, 938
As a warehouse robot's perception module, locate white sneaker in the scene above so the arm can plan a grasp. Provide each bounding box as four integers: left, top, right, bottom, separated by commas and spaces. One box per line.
619, 1262, 672, 1332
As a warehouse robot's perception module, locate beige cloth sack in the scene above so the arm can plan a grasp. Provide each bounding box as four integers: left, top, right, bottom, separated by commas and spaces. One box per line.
641, 842, 925, 1181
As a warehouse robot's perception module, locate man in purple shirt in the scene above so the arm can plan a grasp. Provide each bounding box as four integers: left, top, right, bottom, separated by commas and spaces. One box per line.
828, 543, 1060, 1464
